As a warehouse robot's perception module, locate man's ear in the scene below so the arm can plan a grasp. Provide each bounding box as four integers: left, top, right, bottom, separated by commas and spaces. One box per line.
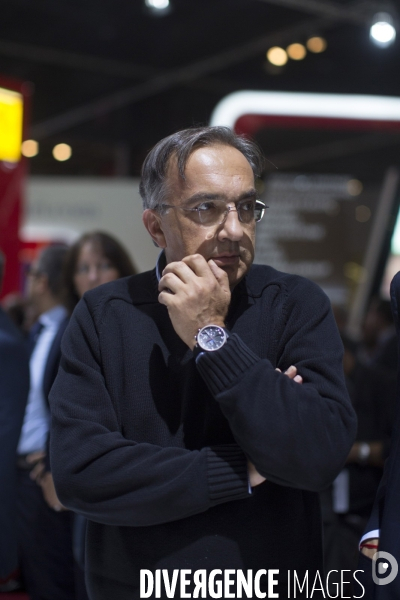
142, 209, 167, 249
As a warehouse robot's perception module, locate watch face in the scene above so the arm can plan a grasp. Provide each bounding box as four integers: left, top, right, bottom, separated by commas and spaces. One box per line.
198, 326, 227, 351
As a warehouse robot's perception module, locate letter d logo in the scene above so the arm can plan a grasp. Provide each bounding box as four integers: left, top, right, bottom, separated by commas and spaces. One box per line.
372, 551, 398, 586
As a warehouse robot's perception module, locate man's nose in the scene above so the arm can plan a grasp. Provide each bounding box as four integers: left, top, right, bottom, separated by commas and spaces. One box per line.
218, 206, 244, 242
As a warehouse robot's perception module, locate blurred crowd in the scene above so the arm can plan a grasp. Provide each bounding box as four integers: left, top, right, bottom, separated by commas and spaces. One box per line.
0, 232, 136, 600
0, 233, 398, 599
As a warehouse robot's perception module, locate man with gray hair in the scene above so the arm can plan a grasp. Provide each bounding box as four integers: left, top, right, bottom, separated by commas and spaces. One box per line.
50, 127, 356, 598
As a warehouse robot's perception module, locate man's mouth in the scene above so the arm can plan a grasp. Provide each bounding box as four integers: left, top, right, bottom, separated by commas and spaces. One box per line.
211, 254, 240, 266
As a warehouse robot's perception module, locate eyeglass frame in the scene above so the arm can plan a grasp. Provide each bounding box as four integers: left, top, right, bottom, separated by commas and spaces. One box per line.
159, 198, 268, 227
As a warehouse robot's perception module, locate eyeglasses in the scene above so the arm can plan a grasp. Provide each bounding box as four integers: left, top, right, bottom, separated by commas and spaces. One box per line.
160, 198, 267, 227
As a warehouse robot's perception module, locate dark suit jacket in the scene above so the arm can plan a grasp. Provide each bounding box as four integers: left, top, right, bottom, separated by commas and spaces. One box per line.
360, 272, 400, 598
0, 308, 29, 578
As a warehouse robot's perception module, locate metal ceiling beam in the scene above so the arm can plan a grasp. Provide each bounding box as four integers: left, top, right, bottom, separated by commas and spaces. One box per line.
30, 14, 339, 139
0, 39, 158, 80
255, 0, 378, 24
0, 39, 242, 99
30, 0, 377, 139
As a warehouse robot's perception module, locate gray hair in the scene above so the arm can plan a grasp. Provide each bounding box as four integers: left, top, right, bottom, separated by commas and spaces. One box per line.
36, 245, 68, 299
139, 126, 265, 211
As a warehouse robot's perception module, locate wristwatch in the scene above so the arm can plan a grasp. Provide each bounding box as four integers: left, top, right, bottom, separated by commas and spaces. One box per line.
193, 324, 230, 358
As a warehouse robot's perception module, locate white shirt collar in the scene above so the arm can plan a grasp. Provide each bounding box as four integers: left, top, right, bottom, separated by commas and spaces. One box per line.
155, 250, 167, 283
39, 305, 68, 328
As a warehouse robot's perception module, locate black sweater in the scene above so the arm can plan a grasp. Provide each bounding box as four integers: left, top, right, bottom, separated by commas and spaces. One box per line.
50, 264, 356, 598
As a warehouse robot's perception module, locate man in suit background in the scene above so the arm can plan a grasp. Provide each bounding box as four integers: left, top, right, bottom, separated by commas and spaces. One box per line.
16, 244, 76, 600
0, 250, 29, 587
358, 272, 400, 598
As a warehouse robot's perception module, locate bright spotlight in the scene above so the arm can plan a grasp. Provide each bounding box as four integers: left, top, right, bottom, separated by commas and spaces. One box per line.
145, 0, 170, 9
266, 47, 288, 67
287, 43, 307, 60
370, 12, 396, 47
306, 37, 327, 53
21, 139, 39, 158
53, 143, 72, 162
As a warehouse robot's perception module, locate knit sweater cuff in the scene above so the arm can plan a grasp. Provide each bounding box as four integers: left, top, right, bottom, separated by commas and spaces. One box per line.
196, 333, 260, 396
207, 445, 250, 505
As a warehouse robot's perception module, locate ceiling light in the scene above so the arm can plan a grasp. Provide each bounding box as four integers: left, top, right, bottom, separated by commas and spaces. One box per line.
266, 47, 288, 67
21, 139, 39, 158
370, 12, 396, 47
306, 37, 327, 53
145, 0, 170, 9
347, 179, 363, 196
287, 43, 307, 60
355, 205, 371, 223
53, 143, 72, 161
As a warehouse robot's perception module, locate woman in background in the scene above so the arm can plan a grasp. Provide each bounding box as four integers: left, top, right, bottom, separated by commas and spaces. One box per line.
64, 230, 136, 311
54, 231, 136, 600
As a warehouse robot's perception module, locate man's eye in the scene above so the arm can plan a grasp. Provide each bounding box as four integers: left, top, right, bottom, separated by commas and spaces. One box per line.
195, 202, 216, 212
239, 201, 254, 211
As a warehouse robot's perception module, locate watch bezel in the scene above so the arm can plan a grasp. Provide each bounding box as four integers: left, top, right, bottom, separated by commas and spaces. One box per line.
196, 325, 229, 352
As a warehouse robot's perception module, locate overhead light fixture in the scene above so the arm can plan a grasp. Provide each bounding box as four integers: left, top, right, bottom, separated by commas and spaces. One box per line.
370, 12, 396, 47
306, 37, 327, 53
21, 139, 39, 158
144, 0, 171, 14
266, 47, 288, 67
287, 43, 307, 60
53, 143, 72, 162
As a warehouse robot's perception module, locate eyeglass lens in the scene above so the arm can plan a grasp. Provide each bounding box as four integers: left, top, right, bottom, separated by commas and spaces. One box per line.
194, 200, 265, 226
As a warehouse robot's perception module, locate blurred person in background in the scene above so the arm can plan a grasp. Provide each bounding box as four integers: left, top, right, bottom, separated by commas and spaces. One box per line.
62, 231, 136, 597
2, 293, 29, 334
15, 244, 76, 600
322, 333, 396, 596
63, 230, 136, 313
358, 297, 398, 373
0, 251, 30, 591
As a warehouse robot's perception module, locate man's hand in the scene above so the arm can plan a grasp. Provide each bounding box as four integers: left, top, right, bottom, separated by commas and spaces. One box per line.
249, 365, 303, 487
158, 254, 231, 349
248, 460, 266, 488
27, 451, 46, 483
40, 472, 67, 512
276, 365, 303, 384
361, 539, 379, 559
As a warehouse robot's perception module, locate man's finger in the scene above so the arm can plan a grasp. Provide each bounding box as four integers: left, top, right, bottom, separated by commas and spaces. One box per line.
158, 272, 185, 295
208, 259, 230, 291
26, 451, 45, 464
181, 254, 215, 278
284, 365, 297, 377
162, 260, 198, 284
30, 462, 45, 482
278, 365, 302, 384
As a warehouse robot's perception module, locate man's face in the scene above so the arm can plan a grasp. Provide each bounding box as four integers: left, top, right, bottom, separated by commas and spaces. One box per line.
157, 144, 256, 288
